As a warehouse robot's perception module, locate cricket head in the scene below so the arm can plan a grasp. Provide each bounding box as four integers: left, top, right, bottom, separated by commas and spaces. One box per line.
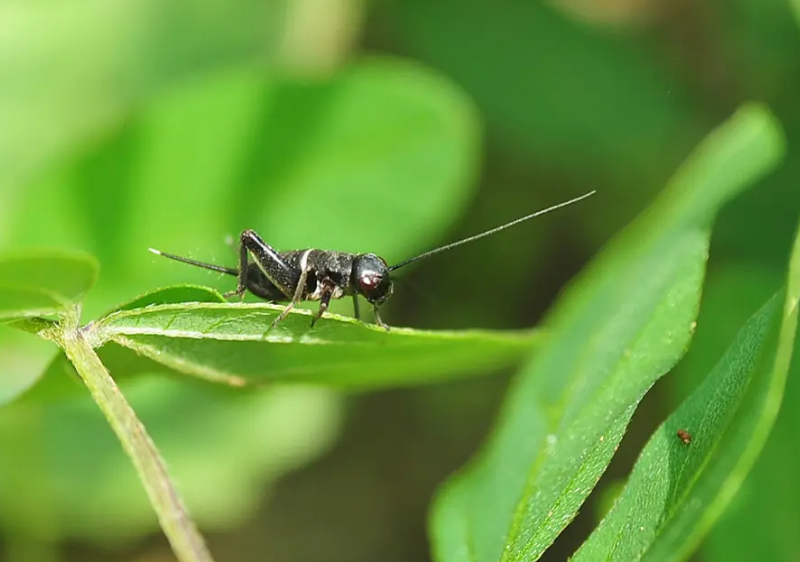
352, 253, 393, 306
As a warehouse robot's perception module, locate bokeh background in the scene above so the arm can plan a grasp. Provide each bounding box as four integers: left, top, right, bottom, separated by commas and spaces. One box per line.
1, 0, 800, 561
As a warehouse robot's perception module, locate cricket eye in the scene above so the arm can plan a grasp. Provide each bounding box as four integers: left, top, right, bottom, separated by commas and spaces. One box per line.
358, 272, 383, 295
357, 270, 392, 304
353, 254, 392, 304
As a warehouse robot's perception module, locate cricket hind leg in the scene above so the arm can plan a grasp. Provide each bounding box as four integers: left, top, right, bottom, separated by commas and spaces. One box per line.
225, 229, 296, 301
223, 232, 252, 300
240, 264, 290, 302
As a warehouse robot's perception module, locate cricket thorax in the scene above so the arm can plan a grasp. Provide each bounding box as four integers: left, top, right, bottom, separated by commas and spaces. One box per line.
281, 249, 356, 301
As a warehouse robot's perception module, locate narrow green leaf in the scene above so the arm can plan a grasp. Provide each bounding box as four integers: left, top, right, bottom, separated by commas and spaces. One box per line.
0, 250, 97, 320
700, 287, 800, 559
429, 103, 785, 562
572, 223, 798, 562
91, 302, 540, 389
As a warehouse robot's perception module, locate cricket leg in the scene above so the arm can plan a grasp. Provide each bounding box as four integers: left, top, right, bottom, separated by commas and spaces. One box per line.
311, 285, 335, 327
269, 259, 310, 330
373, 306, 390, 332
351, 294, 361, 321
225, 229, 295, 300
223, 234, 252, 300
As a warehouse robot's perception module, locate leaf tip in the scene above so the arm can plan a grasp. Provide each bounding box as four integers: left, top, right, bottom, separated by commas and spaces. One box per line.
732, 102, 786, 162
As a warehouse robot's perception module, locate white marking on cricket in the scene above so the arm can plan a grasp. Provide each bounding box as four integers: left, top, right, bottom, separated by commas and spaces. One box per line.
299, 249, 312, 273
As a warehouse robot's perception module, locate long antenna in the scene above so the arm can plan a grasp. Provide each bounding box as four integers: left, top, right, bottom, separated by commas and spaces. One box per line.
148, 248, 238, 276
388, 190, 596, 272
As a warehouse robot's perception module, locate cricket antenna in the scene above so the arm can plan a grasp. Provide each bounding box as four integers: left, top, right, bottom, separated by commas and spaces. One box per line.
148, 248, 238, 276
388, 190, 596, 272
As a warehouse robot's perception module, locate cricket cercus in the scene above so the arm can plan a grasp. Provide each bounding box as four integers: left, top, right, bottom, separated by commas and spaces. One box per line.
149, 191, 595, 331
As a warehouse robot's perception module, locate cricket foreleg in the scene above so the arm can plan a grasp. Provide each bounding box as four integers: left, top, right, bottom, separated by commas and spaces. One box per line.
373, 306, 390, 332
311, 284, 335, 328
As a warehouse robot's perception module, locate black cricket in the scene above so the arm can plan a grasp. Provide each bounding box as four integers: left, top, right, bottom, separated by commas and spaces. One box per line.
149, 191, 595, 331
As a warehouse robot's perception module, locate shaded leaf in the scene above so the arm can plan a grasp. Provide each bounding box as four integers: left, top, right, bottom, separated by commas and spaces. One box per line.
0, 250, 97, 320
246, 57, 481, 261
392, 0, 693, 178
0, 288, 62, 323
793, 0, 800, 28
15, 285, 227, 403
92, 302, 540, 389
0, 327, 60, 407
575, 209, 800, 561
0, 375, 344, 544
108, 57, 479, 319
0, 0, 286, 196
572, 286, 789, 562
703, 362, 800, 562
429, 103, 785, 562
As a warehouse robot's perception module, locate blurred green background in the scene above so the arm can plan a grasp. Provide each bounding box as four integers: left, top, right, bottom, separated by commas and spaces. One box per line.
1, 0, 799, 561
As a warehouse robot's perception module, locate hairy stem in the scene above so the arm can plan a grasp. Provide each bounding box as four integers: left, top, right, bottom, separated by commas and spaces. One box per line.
59, 321, 214, 562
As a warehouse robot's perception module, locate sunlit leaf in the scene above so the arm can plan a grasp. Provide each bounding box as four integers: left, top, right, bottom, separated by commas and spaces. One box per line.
92, 302, 540, 389
429, 104, 785, 562
573, 251, 796, 561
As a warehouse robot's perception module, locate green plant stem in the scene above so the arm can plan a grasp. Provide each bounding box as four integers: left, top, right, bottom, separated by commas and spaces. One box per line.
59, 322, 214, 562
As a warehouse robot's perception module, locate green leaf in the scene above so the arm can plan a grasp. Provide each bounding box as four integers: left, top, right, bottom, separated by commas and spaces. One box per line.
391, 0, 693, 177
28, 56, 480, 318
90, 302, 540, 389
0, 0, 286, 195
133, 57, 480, 297
789, 0, 800, 37
567, 294, 767, 560
244, 57, 481, 260
429, 103, 785, 562
0, 326, 60, 407
571, 209, 799, 560
0, 250, 97, 321
0, 56, 482, 547
699, 292, 800, 560
111, 284, 227, 312
0, 280, 344, 547
793, 0, 800, 28
0, 371, 345, 545
14, 285, 228, 403
702, 365, 800, 562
